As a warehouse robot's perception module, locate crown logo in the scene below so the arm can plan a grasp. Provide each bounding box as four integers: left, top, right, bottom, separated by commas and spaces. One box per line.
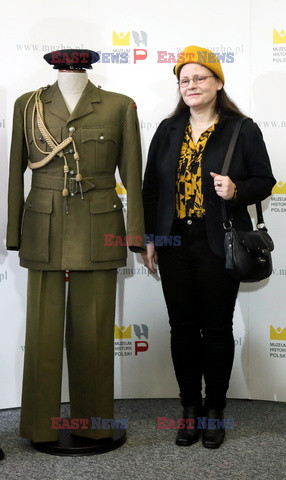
270, 326, 286, 340
114, 325, 132, 339
272, 181, 286, 194
112, 31, 130, 46
116, 182, 127, 195
273, 29, 286, 44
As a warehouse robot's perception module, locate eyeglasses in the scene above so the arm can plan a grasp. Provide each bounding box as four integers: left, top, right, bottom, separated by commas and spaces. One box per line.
178, 75, 215, 87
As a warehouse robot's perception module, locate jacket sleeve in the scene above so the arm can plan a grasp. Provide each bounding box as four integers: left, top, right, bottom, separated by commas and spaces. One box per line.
6, 96, 28, 250
118, 98, 146, 253
229, 119, 276, 207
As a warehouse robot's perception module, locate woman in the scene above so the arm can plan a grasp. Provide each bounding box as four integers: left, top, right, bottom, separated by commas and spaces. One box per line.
142, 45, 275, 449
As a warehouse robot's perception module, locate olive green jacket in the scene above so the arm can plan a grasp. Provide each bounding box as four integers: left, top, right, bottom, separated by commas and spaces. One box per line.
6, 81, 145, 270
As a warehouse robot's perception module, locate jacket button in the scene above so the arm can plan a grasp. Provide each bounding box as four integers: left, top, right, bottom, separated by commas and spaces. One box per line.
69, 170, 74, 176
113, 204, 117, 208
100, 135, 104, 141
69, 126, 75, 133
187, 219, 192, 225
69, 149, 74, 154
209, 201, 216, 206
39, 136, 45, 143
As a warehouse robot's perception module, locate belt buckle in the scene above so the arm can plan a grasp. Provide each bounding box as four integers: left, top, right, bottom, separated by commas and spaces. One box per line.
69, 177, 78, 196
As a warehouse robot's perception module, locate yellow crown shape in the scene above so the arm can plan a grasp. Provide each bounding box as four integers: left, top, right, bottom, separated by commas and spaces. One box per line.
273, 29, 286, 44
114, 324, 132, 339
112, 31, 130, 46
270, 326, 286, 340
272, 181, 286, 194
116, 182, 127, 195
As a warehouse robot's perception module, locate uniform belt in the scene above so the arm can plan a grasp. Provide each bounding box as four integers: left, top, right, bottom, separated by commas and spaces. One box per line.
31, 174, 116, 192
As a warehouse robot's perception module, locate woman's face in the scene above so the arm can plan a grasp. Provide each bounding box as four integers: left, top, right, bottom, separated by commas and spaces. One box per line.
179, 63, 223, 112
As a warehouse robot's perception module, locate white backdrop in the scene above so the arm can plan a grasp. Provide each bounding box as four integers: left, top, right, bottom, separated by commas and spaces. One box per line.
0, 0, 285, 409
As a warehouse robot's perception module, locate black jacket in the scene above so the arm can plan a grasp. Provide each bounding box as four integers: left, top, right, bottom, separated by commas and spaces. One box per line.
142, 111, 276, 257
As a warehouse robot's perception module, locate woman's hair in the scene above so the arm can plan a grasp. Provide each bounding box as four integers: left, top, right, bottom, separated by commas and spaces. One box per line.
171, 71, 245, 119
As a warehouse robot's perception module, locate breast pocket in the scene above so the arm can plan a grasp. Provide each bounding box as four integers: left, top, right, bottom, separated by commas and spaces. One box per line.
89, 189, 126, 262
20, 189, 54, 263
81, 127, 120, 172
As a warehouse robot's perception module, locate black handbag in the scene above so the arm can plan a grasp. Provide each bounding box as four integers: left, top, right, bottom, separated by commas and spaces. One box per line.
221, 117, 274, 282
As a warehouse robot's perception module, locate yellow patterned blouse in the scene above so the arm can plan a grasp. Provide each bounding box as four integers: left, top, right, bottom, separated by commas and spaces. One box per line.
176, 119, 219, 219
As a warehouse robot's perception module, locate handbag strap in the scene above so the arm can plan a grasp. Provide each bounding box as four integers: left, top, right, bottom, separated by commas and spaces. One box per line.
221, 117, 247, 176
220, 117, 266, 229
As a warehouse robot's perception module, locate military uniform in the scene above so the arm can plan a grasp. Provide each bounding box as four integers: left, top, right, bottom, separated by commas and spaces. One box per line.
7, 81, 145, 442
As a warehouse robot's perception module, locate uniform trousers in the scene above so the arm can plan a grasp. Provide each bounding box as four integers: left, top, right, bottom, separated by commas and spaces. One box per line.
20, 269, 117, 442
157, 219, 240, 411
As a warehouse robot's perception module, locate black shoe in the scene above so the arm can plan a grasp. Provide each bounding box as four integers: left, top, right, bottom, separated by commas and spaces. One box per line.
175, 406, 201, 446
0, 448, 4, 460
202, 409, 225, 449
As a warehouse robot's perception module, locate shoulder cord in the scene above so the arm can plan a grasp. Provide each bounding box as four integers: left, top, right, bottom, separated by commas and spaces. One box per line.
23, 88, 82, 197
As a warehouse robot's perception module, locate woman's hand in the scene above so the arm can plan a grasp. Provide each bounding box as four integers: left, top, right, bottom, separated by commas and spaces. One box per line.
210, 172, 236, 201
141, 242, 158, 274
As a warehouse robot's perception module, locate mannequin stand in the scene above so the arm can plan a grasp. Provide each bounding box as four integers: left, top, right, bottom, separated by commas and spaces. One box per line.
31, 427, 126, 456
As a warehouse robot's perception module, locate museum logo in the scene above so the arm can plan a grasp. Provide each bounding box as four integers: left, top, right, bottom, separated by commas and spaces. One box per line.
93, 30, 148, 64
272, 181, 286, 195
270, 326, 286, 341
112, 31, 147, 47
273, 29, 286, 44
114, 324, 149, 356
273, 28, 286, 62
270, 181, 286, 213
269, 325, 286, 359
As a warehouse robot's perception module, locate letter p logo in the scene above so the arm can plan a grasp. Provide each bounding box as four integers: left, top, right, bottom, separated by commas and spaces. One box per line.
135, 341, 148, 355
133, 49, 148, 64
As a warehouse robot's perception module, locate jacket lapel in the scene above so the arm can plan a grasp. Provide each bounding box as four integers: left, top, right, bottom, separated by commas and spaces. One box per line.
42, 80, 102, 124
42, 82, 70, 122
167, 111, 189, 173
68, 81, 101, 122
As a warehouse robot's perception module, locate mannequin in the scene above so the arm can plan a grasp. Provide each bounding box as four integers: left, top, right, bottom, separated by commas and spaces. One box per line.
57, 70, 88, 113
7, 49, 145, 455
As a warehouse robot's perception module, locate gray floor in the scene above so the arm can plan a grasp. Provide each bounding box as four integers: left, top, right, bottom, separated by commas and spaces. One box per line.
0, 398, 285, 480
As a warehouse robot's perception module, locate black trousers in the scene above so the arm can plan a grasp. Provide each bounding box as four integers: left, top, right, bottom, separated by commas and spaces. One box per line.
157, 219, 240, 410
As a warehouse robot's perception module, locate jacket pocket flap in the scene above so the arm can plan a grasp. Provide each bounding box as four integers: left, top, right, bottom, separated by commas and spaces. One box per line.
24, 190, 53, 214
81, 127, 119, 143
89, 190, 123, 214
